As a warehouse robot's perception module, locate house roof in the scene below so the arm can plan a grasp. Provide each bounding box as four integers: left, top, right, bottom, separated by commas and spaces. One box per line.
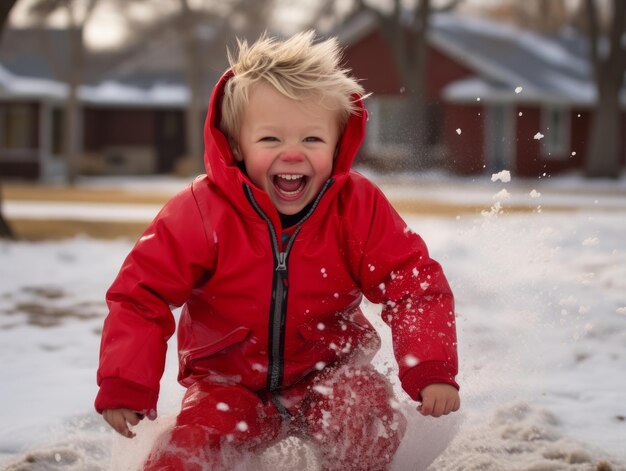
0, 24, 223, 106
0, 63, 66, 100
430, 14, 597, 105
335, 10, 620, 106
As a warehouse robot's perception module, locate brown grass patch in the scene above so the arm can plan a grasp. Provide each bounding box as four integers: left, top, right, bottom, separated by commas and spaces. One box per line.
389, 199, 548, 215
3, 183, 170, 205
8, 218, 147, 241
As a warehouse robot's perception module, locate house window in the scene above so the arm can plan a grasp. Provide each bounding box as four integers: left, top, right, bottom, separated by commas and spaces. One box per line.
0, 104, 35, 150
485, 105, 515, 172
426, 102, 442, 146
541, 107, 570, 158
51, 107, 65, 156
373, 97, 413, 145
162, 112, 180, 139
365, 96, 417, 161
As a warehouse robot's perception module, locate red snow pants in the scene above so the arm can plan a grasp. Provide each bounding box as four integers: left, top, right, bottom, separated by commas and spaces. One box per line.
143, 362, 406, 471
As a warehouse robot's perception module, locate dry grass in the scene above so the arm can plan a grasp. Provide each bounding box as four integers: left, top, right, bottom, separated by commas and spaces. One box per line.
8, 219, 149, 241
389, 199, 560, 216
3, 183, 170, 205
2, 183, 572, 241
3, 183, 164, 240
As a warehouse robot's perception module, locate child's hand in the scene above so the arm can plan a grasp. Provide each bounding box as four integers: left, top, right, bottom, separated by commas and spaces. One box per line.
103, 408, 146, 438
418, 383, 460, 417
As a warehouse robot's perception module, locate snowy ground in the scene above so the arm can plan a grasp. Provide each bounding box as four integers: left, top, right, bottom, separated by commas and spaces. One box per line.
1, 174, 625, 470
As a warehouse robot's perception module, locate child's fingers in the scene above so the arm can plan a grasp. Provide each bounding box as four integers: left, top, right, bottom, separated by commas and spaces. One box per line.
108, 413, 130, 437
123, 410, 143, 426
444, 400, 454, 416
103, 410, 135, 438
419, 397, 435, 416
420, 397, 458, 417
452, 395, 461, 412
431, 399, 446, 417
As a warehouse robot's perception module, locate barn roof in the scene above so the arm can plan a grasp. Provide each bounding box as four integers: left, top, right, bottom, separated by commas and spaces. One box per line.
335, 10, 623, 106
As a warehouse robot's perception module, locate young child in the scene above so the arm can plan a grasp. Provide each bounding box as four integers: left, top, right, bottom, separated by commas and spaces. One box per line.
96, 31, 460, 470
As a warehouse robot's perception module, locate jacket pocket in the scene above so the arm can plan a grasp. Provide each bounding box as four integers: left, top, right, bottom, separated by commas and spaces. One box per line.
297, 321, 349, 345
181, 326, 251, 365
296, 318, 380, 359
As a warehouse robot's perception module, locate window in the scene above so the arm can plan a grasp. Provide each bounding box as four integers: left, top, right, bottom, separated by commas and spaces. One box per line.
486, 105, 515, 172
0, 104, 35, 150
51, 107, 65, 156
371, 97, 413, 145
426, 102, 442, 146
541, 107, 570, 158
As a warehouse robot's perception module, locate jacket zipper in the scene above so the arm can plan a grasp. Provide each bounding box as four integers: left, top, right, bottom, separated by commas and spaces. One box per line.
243, 179, 334, 391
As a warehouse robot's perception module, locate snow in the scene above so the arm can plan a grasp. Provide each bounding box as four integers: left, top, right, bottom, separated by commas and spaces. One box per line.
0, 64, 67, 99
491, 170, 511, 183
1, 178, 626, 470
0, 64, 188, 105
216, 403, 230, 412
81, 81, 188, 106
4, 201, 162, 222
433, 13, 588, 74
492, 189, 510, 200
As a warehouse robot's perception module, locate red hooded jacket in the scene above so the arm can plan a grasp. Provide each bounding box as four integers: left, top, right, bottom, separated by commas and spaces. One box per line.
95, 72, 459, 415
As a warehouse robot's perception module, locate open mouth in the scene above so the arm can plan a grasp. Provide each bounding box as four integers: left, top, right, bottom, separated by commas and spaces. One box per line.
273, 174, 308, 199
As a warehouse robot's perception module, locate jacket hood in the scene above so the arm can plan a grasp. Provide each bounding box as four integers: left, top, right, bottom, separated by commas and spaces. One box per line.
202, 70, 367, 218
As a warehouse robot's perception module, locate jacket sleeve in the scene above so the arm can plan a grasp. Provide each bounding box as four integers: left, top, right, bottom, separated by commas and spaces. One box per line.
348, 181, 458, 402
95, 184, 214, 414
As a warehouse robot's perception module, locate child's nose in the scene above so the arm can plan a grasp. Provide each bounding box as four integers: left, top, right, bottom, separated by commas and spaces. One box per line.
280, 148, 305, 162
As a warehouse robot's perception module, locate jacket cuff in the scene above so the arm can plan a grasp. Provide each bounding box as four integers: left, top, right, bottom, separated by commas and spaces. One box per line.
95, 377, 159, 415
400, 361, 459, 402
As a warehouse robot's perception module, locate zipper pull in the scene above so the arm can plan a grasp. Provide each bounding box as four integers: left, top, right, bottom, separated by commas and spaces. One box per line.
276, 252, 288, 273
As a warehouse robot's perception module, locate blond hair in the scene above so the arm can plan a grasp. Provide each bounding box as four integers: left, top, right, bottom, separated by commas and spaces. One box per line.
220, 30, 365, 142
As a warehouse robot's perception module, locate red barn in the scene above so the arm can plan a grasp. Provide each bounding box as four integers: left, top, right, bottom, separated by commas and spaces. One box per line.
338, 11, 624, 177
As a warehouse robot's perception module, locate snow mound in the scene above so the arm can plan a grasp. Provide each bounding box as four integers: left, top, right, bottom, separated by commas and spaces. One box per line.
430, 402, 624, 471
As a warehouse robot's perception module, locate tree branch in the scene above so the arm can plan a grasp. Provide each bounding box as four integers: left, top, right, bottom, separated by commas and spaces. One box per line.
392, 0, 401, 24
304, 0, 335, 30
84, 0, 100, 24
585, 0, 601, 80
609, 0, 626, 78
0, 0, 19, 32
29, 0, 65, 19
432, 0, 463, 13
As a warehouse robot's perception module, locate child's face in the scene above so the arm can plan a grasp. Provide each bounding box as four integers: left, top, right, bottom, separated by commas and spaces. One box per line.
234, 82, 341, 215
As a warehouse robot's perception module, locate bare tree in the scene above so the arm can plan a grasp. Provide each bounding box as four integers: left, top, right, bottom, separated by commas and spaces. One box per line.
0, 0, 18, 31
317, 0, 462, 169
117, 0, 273, 175
585, 0, 625, 178
0, 0, 19, 239
30, 0, 100, 185
481, 0, 569, 33
178, 0, 205, 176
177, 0, 273, 174
373, 0, 461, 168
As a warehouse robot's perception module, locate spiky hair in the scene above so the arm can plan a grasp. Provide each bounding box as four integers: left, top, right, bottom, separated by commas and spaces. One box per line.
220, 30, 365, 142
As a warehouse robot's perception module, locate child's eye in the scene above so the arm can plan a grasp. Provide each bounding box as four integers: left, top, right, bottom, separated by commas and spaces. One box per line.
259, 136, 279, 142
304, 136, 323, 143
